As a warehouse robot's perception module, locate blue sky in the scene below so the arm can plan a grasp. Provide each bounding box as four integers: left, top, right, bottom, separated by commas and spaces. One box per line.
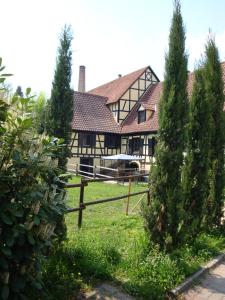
1, 0, 225, 96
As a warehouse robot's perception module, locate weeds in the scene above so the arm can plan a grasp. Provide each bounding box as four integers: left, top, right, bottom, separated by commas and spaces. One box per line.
43, 177, 225, 299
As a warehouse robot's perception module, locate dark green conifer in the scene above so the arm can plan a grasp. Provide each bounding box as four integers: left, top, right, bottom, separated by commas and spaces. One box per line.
143, 0, 188, 250
204, 37, 225, 227
182, 67, 211, 238
49, 25, 73, 171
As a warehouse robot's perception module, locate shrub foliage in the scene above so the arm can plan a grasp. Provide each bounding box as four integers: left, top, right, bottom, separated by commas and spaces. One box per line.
0, 61, 67, 300
204, 37, 225, 228
143, 0, 188, 250
182, 67, 211, 239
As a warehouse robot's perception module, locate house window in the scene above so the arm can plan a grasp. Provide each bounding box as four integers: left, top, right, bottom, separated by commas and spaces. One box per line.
128, 138, 144, 155
105, 135, 121, 148
78, 133, 96, 147
148, 137, 156, 156
138, 110, 146, 124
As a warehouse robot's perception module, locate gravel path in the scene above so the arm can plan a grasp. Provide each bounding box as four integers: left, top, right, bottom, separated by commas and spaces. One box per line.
78, 283, 135, 300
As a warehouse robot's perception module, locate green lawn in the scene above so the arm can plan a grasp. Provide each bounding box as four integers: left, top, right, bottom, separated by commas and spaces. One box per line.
65, 176, 147, 233
43, 176, 225, 300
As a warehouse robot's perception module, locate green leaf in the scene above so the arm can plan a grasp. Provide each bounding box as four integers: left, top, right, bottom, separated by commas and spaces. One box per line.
1, 213, 13, 225
1, 73, 13, 77
0, 57, 2, 66
0, 77, 6, 83
31, 281, 42, 290
33, 215, 40, 225
0, 256, 8, 269
1, 246, 12, 257
6, 234, 14, 247
12, 95, 19, 104
27, 232, 35, 245
17, 116, 22, 124
22, 118, 32, 128
26, 87, 31, 96
12, 150, 20, 162
1, 285, 9, 300
10, 208, 24, 218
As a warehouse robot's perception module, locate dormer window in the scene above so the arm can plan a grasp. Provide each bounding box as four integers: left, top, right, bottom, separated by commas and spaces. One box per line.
138, 110, 146, 124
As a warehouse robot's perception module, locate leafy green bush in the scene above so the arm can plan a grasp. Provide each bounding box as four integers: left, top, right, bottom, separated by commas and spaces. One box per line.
0, 60, 67, 300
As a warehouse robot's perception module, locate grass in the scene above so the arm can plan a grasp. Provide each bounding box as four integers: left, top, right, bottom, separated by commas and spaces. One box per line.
43, 176, 225, 300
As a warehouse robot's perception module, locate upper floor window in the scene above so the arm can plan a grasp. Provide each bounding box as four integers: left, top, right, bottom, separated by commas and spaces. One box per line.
138, 110, 146, 124
78, 133, 96, 147
105, 135, 121, 148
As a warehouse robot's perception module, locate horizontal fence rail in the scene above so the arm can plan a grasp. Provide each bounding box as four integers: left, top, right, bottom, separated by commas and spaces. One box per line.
65, 173, 150, 228
68, 163, 148, 180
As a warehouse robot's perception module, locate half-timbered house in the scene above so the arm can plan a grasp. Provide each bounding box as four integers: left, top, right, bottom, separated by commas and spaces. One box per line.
70, 62, 225, 172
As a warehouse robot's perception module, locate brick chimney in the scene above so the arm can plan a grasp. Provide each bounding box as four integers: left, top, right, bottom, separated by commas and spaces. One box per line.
78, 65, 85, 92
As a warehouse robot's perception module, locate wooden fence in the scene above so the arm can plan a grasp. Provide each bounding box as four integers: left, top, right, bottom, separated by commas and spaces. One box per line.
68, 163, 148, 179
65, 173, 150, 228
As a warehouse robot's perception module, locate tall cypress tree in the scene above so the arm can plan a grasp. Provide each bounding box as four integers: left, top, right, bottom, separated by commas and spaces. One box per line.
204, 37, 225, 227
49, 25, 73, 170
182, 67, 211, 239
143, 0, 188, 250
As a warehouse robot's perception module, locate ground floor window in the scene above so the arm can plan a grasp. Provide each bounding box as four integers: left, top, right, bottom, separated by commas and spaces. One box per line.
105, 134, 121, 148
80, 157, 93, 174
128, 138, 144, 155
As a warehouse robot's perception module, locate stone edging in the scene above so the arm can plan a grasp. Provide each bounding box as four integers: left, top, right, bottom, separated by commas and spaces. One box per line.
169, 252, 225, 298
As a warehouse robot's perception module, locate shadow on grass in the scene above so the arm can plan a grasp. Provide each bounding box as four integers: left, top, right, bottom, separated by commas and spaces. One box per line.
43, 229, 225, 300
43, 246, 111, 300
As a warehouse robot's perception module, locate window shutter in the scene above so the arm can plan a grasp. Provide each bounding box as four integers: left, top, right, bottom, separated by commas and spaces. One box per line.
152, 137, 156, 156
148, 137, 156, 156
91, 134, 96, 147
104, 135, 109, 147
78, 133, 83, 147
148, 138, 153, 156
116, 136, 121, 148
128, 139, 133, 154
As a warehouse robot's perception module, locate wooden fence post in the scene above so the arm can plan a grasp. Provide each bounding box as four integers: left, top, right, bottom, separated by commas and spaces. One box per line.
126, 177, 132, 215
94, 165, 97, 178
78, 178, 86, 228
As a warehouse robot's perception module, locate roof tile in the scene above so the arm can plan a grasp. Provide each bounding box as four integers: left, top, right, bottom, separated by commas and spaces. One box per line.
122, 62, 225, 134
89, 67, 148, 104
72, 92, 121, 133
73, 63, 225, 135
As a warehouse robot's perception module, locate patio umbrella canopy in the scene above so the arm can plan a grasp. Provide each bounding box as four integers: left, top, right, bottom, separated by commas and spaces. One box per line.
102, 154, 143, 160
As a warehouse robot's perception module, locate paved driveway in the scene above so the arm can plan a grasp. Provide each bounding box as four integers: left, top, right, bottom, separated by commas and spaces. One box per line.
182, 260, 225, 300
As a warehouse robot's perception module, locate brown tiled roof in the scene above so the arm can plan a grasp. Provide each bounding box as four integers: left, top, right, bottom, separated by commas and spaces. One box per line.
141, 103, 156, 110
187, 62, 225, 109
73, 62, 225, 135
122, 61, 225, 134
89, 67, 148, 104
72, 92, 121, 133
121, 83, 162, 134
